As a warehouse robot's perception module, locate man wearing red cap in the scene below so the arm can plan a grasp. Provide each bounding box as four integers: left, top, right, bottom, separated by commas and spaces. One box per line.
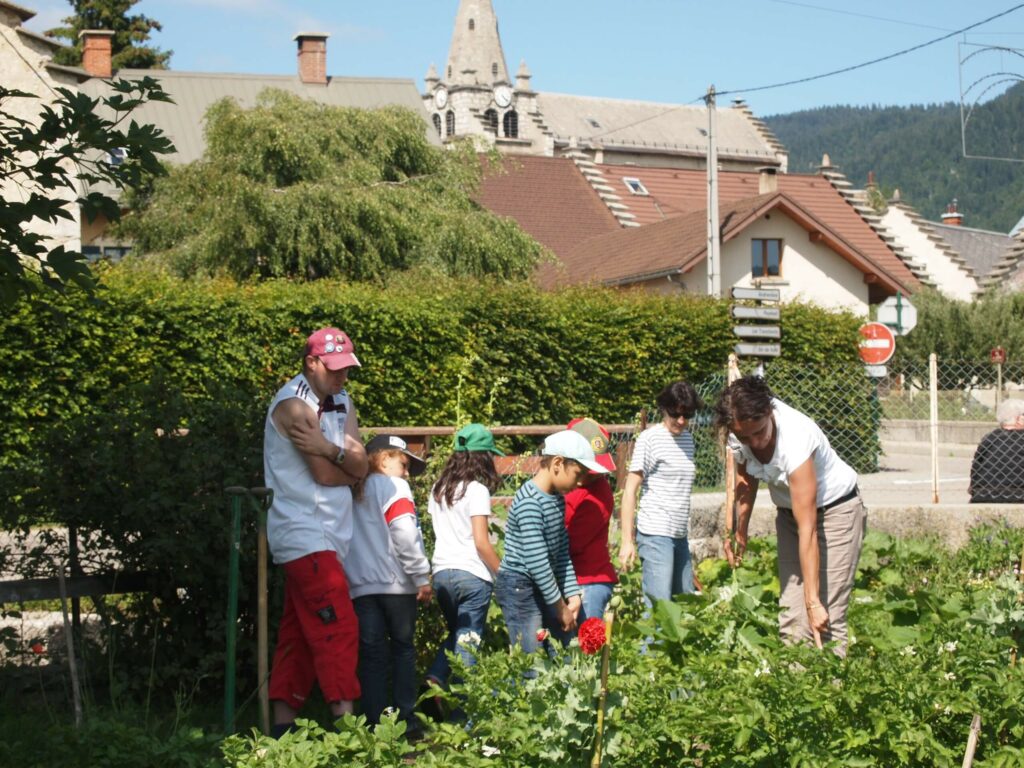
564, 418, 618, 622
264, 327, 368, 736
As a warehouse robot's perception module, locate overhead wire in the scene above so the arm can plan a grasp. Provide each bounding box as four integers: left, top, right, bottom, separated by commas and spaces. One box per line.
588, 3, 1024, 141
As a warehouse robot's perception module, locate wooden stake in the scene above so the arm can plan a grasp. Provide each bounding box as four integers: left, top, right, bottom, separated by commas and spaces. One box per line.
590, 610, 615, 768
57, 566, 83, 728
961, 714, 981, 767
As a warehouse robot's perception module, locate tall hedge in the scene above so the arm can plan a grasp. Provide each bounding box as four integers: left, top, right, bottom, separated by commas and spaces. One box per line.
0, 265, 866, 696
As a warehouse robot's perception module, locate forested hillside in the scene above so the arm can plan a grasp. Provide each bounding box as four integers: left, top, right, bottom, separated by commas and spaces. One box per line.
765, 82, 1024, 232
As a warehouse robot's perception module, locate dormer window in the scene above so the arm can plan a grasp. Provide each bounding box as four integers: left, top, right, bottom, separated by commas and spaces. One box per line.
623, 177, 648, 196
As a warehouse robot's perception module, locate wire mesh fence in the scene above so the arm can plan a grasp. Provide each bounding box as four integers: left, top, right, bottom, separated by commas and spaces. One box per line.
879, 360, 1024, 423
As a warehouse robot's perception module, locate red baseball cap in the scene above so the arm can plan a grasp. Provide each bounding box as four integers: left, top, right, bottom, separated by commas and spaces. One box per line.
305, 327, 361, 370
567, 417, 616, 472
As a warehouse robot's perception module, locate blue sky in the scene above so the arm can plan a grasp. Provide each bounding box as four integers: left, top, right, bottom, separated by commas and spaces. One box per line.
22, 0, 1024, 116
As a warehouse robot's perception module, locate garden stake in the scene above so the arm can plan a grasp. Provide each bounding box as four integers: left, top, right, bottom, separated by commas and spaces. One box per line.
224, 487, 244, 733
255, 489, 272, 736
591, 608, 615, 768
57, 566, 83, 728
961, 713, 981, 767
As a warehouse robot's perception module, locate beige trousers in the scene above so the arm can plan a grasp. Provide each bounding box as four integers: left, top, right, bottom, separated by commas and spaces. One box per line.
775, 495, 866, 656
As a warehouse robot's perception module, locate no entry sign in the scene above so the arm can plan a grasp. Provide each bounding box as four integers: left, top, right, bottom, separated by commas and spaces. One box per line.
858, 322, 896, 365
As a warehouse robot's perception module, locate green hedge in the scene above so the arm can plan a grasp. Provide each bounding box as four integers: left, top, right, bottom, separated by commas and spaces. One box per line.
0, 264, 866, 697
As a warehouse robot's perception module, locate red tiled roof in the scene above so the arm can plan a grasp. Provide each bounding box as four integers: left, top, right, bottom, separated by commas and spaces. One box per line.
596, 166, 920, 292
475, 155, 621, 269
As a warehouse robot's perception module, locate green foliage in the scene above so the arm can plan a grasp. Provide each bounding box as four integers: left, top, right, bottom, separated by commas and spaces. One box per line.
0, 266, 868, 698
893, 287, 1024, 367
46, 0, 171, 70
118, 90, 547, 282
0, 78, 173, 303
766, 82, 1024, 232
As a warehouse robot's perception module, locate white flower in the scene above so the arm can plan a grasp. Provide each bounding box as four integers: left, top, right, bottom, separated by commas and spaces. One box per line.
456, 631, 482, 647
944, 672, 956, 680
943, 706, 952, 715
900, 645, 916, 657
921, 577, 929, 585
753, 659, 771, 677
942, 641, 958, 654
481, 744, 501, 757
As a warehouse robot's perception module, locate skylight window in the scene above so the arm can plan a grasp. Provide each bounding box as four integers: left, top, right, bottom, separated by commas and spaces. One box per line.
623, 177, 649, 196
587, 117, 601, 129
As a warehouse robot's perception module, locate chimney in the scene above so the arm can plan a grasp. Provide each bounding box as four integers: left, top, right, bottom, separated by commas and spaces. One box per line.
79, 30, 114, 78
941, 198, 963, 226
758, 166, 778, 194
295, 33, 328, 85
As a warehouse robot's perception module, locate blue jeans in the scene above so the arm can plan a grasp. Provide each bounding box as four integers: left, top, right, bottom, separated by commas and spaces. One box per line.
637, 532, 693, 608
426, 569, 493, 687
578, 582, 614, 622
352, 594, 418, 725
494, 569, 571, 653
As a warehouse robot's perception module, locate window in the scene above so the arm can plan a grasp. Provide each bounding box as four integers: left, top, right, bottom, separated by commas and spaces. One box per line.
107, 147, 127, 166
445, 110, 455, 137
586, 117, 601, 129
447, 65, 452, 79
751, 239, 782, 277
492, 62, 498, 77
432, 113, 442, 137
469, 18, 475, 30
483, 108, 498, 134
503, 109, 518, 138
623, 177, 648, 196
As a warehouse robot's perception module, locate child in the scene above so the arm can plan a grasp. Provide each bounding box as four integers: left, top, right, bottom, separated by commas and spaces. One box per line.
563, 418, 618, 622
424, 423, 504, 693
345, 434, 432, 735
495, 430, 610, 652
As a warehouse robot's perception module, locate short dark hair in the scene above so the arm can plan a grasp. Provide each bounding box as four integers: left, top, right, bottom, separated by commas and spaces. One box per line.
656, 380, 702, 419
714, 375, 775, 428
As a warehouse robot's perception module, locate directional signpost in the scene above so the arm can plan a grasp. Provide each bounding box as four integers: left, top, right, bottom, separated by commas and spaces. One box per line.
731, 286, 781, 358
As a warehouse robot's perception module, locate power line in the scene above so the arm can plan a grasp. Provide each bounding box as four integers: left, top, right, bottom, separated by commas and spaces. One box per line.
718, 3, 1024, 98
765, 0, 954, 33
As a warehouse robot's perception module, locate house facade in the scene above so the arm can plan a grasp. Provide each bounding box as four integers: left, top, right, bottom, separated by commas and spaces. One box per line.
0, 0, 87, 257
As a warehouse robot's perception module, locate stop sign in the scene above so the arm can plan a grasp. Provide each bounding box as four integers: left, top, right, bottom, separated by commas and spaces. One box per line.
859, 322, 896, 365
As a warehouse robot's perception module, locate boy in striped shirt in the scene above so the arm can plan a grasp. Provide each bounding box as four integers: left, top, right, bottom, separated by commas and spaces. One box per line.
495, 430, 610, 652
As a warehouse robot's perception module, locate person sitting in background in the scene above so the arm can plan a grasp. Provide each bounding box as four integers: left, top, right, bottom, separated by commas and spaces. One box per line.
969, 399, 1024, 504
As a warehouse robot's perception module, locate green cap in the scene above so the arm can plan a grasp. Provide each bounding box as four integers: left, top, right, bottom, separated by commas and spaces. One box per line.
454, 423, 504, 455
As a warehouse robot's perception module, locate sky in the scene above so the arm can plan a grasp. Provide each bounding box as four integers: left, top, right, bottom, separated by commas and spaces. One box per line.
21, 0, 1024, 117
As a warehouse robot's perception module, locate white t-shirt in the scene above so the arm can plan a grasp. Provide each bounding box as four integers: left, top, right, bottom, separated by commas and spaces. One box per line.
429, 480, 495, 583
628, 423, 696, 538
730, 398, 858, 509
264, 374, 353, 564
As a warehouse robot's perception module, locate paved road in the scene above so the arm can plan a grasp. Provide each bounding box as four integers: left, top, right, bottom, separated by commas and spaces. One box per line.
858, 442, 974, 507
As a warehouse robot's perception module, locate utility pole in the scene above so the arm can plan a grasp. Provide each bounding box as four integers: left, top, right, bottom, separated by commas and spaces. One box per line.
706, 85, 721, 297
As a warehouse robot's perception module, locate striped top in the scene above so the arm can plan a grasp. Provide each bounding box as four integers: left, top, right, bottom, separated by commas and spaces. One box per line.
628, 423, 696, 538
499, 479, 581, 605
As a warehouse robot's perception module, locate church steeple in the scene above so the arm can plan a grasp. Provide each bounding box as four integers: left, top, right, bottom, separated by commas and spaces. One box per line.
444, 0, 510, 86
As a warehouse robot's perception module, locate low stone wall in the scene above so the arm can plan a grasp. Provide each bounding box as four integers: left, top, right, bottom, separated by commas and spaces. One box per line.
882, 419, 993, 446
689, 494, 1024, 558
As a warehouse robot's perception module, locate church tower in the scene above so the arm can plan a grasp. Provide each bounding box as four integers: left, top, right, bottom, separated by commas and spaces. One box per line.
423, 0, 550, 154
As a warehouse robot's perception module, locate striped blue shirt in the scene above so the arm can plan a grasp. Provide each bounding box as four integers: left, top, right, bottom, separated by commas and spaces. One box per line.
500, 479, 580, 605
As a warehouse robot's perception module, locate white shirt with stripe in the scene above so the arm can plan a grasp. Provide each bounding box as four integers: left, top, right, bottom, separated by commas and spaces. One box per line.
628, 423, 696, 538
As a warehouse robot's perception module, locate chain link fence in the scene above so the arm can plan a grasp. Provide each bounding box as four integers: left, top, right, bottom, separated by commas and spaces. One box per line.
879, 360, 1024, 422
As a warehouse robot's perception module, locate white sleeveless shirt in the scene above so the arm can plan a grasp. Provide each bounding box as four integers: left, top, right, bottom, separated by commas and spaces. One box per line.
264, 373, 354, 565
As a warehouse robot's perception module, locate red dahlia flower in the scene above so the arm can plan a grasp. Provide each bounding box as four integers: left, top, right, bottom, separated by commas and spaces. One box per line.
578, 617, 607, 655
536, 628, 549, 643
30, 642, 45, 655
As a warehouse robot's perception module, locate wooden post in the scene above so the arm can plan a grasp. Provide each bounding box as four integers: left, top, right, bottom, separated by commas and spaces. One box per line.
961, 714, 981, 767
724, 354, 742, 558
929, 353, 940, 504
257, 507, 270, 735
57, 567, 83, 728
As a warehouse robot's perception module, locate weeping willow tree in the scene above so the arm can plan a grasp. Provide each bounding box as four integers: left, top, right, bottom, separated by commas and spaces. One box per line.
119, 89, 547, 282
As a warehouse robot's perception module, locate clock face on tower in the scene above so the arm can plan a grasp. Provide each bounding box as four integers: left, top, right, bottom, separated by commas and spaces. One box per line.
434, 88, 448, 109
493, 85, 513, 108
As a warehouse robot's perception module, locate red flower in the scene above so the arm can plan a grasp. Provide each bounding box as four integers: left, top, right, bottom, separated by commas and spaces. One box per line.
30, 642, 45, 655
578, 617, 607, 655
535, 628, 549, 643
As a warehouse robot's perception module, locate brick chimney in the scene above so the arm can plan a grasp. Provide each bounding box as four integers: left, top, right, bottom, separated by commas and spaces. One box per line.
79, 30, 114, 78
941, 198, 963, 226
295, 33, 328, 85
758, 166, 778, 194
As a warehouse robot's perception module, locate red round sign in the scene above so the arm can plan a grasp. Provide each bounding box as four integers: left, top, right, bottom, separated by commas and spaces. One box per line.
858, 322, 896, 365
991, 347, 1007, 364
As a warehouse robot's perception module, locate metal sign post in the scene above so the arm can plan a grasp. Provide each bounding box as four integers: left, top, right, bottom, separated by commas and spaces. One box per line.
991, 347, 1006, 411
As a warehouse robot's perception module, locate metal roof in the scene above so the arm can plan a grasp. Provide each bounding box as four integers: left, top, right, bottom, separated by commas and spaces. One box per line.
537, 92, 780, 162
927, 221, 1013, 283
81, 69, 438, 166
